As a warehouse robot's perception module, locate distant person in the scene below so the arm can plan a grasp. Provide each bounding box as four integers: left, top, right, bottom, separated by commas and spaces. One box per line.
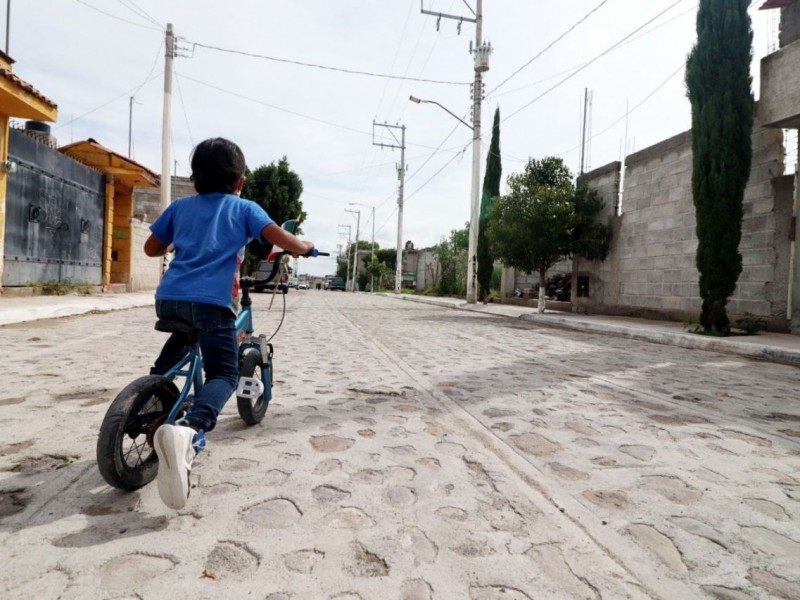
144, 137, 314, 509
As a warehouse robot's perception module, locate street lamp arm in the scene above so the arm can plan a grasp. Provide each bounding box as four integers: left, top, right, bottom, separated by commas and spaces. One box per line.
409, 95, 472, 130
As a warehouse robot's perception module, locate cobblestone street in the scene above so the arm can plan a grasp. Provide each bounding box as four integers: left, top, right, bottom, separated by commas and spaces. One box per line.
1, 291, 799, 599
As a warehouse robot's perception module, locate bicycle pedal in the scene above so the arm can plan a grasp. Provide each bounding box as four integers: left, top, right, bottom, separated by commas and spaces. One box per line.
237, 377, 264, 399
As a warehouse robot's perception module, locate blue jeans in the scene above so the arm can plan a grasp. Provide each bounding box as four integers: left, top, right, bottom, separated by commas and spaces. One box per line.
152, 300, 238, 432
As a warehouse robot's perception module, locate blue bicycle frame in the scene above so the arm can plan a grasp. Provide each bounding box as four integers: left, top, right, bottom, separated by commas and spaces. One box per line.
159, 290, 268, 425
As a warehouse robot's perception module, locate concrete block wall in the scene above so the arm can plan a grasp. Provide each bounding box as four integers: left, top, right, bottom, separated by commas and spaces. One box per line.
130, 219, 160, 292
504, 119, 789, 326
780, 2, 800, 47
573, 118, 786, 322
133, 176, 196, 223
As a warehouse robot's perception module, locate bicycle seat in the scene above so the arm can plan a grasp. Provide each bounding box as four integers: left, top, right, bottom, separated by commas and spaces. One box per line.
155, 319, 198, 342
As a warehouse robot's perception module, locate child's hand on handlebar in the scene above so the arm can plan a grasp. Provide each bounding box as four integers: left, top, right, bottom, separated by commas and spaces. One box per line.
292, 241, 315, 258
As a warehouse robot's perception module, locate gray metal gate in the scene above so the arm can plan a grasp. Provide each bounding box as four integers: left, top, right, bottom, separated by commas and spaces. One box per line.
3, 128, 105, 286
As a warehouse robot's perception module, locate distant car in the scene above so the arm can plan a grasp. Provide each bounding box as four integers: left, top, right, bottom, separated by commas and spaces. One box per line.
297, 281, 309, 290
287, 277, 299, 289
253, 260, 288, 294
329, 276, 346, 291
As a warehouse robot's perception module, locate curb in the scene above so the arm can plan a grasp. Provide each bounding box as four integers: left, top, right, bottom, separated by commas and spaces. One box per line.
385, 293, 800, 367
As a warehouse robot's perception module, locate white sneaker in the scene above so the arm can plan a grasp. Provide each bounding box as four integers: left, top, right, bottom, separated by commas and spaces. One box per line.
154, 424, 196, 509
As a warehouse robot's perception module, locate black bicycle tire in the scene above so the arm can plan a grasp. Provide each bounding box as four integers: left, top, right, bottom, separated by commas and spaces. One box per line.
96, 375, 179, 490
236, 349, 269, 425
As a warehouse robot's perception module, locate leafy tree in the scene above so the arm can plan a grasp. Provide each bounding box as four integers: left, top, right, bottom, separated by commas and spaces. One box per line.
685, 0, 754, 335
434, 223, 470, 296
242, 157, 305, 227
375, 248, 397, 272
571, 185, 612, 262
478, 107, 502, 300
366, 256, 392, 290
241, 157, 305, 273
516, 156, 573, 190
336, 240, 376, 286
488, 181, 572, 312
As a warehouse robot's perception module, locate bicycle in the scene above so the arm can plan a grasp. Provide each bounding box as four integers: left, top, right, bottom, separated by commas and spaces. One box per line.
96, 232, 327, 491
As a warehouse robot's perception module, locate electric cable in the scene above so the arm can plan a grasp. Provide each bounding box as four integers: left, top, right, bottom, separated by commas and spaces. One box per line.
115, 0, 162, 27
173, 70, 195, 148
74, 0, 162, 31
501, 0, 687, 125
488, 0, 610, 96
189, 41, 470, 86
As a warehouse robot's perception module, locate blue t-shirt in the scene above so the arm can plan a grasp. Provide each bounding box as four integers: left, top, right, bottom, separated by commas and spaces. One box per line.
150, 193, 274, 310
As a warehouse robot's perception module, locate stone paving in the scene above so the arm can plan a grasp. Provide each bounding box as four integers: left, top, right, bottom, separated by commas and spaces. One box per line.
0, 291, 798, 599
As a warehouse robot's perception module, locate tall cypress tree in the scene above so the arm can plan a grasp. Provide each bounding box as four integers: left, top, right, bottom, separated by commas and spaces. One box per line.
685, 0, 754, 335
477, 108, 502, 299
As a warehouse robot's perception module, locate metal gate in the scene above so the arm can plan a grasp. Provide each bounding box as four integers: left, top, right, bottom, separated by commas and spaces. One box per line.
3, 128, 105, 286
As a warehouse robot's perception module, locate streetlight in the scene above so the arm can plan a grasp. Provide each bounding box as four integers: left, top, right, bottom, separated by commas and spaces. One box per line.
410, 93, 481, 304
349, 202, 375, 292
409, 96, 472, 130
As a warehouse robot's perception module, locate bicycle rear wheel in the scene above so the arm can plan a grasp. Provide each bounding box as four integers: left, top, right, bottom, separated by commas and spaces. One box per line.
96, 376, 180, 490
236, 349, 270, 425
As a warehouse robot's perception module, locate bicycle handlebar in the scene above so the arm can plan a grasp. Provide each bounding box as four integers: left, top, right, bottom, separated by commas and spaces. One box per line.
241, 248, 328, 290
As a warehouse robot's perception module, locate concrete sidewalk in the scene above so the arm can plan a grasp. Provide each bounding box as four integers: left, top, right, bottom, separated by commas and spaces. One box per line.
0, 292, 154, 326
3, 289, 800, 366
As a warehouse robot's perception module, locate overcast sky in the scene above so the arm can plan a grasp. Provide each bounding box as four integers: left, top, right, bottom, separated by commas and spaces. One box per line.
9, 0, 778, 277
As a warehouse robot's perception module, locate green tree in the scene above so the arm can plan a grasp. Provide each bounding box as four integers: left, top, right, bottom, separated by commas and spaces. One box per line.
434, 223, 469, 296
241, 157, 306, 273
686, 0, 754, 335
571, 186, 611, 262
488, 184, 572, 313
478, 107, 502, 300
366, 256, 391, 290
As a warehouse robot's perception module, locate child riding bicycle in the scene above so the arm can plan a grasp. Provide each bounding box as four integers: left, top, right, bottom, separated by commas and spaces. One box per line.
144, 137, 314, 509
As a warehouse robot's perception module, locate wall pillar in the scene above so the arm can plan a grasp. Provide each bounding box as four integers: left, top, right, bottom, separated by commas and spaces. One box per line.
102, 176, 115, 291
0, 114, 9, 291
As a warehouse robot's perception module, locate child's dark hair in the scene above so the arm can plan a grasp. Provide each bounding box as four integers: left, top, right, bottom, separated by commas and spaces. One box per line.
190, 138, 246, 194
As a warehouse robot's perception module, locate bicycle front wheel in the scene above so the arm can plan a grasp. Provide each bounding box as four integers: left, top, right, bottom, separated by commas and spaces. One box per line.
236, 349, 270, 425
96, 376, 180, 490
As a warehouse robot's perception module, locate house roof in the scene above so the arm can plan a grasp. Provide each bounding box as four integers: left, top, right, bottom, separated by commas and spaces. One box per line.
0, 67, 57, 121
59, 138, 159, 189
760, 0, 797, 9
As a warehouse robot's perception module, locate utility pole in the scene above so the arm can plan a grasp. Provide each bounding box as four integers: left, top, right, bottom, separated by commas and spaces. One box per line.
5, 0, 10, 55
350, 202, 376, 291
160, 23, 174, 214
421, 0, 491, 304
345, 208, 361, 292
579, 88, 593, 175
338, 224, 352, 287
373, 122, 406, 293
128, 97, 135, 158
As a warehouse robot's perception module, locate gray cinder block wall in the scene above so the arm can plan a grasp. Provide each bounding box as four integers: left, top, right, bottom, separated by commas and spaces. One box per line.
573, 113, 788, 326
505, 112, 790, 328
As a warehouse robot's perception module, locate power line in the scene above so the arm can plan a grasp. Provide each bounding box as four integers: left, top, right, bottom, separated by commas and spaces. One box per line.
173, 71, 195, 148
489, 0, 610, 96
405, 142, 469, 203
489, 5, 695, 102
115, 0, 162, 27
53, 72, 162, 131
189, 41, 470, 86
556, 62, 686, 160
74, 0, 162, 31
176, 72, 467, 155
502, 0, 687, 124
